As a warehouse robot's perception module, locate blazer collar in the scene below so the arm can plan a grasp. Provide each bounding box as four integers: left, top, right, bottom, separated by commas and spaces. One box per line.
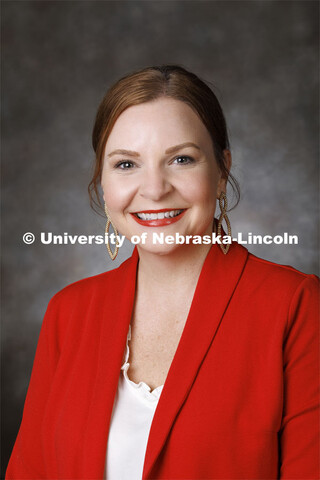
83, 241, 248, 478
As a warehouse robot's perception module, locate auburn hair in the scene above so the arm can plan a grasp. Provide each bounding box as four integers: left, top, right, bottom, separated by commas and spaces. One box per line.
89, 64, 240, 213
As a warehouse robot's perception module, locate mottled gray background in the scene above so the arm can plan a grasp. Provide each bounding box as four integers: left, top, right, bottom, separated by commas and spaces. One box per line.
2, 0, 319, 475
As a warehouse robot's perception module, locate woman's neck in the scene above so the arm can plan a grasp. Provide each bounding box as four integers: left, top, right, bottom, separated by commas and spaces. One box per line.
136, 242, 212, 294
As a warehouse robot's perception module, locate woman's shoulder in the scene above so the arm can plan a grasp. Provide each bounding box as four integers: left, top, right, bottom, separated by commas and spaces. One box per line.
232, 248, 319, 334
243, 249, 319, 296
48, 254, 134, 308
33, 254, 138, 355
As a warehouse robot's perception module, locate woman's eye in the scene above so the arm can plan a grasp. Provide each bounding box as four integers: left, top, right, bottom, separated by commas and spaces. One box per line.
115, 160, 135, 170
173, 155, 194, 165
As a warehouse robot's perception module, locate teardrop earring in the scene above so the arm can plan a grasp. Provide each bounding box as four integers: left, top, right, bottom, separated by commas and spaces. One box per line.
104, 203, 120, 261
217, 192, 232, 255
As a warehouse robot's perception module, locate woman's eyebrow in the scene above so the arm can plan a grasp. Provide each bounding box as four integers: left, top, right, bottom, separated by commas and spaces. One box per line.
107, 142, 201, 158
165, 142, 201, 154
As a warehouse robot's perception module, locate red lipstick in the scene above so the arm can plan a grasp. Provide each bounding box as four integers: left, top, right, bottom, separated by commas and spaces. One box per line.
130, 209, 187, 227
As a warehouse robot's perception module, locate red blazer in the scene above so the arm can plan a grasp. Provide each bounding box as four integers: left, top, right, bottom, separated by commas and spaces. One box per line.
6, 242, 319, 479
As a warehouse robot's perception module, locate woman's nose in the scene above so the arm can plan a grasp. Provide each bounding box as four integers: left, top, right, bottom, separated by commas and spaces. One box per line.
139, 167, 173, 201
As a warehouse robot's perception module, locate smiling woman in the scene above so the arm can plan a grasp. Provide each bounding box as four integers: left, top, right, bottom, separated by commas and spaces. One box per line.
101, 97, 227, 255
6, 65, 319, 480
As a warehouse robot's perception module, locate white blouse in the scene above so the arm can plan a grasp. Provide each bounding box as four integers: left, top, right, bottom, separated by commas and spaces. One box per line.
104, 325, 164, 480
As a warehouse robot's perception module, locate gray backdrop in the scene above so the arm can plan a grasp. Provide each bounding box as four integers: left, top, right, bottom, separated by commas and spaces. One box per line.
2, 0, 319, 475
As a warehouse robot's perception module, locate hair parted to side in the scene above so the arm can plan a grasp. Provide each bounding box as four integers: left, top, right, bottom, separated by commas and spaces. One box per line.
89, 64, 240, 214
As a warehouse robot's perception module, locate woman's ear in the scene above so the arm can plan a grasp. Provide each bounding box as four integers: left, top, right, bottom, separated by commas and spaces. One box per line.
217, 149, 232, 197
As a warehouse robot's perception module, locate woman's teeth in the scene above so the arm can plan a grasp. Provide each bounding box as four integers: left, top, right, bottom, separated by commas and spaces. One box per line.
136, 210, 183, 220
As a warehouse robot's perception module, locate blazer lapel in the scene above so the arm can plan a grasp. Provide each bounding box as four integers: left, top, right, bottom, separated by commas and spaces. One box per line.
142, 242, 249, 479
83, 248, 139, 478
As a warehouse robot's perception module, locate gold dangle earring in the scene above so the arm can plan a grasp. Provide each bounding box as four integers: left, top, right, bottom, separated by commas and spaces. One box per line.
104, 203, 119, 261
217, 192, 232, 255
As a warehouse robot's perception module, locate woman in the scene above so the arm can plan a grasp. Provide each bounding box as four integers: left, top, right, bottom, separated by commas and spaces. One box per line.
6, 65, 319, 479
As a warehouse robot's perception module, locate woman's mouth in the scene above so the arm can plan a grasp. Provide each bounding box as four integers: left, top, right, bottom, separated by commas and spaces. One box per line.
130, 209, 187, 227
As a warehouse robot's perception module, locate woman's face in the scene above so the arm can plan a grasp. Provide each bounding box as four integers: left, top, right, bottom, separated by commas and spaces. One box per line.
101, 97, 229, 254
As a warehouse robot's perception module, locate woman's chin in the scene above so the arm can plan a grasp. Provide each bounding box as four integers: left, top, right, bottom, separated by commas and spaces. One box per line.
129, 224, 214, 256
135, 240, 186, 256
134, 238, 210, 257
135, 243, 173, 255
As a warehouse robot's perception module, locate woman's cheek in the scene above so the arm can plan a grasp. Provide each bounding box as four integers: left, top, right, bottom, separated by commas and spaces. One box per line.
181, 171, 218, 204
102, 178, 134, 214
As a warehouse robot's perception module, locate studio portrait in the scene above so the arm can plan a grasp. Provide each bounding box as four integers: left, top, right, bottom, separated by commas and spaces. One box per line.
2, 1, 319, 479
